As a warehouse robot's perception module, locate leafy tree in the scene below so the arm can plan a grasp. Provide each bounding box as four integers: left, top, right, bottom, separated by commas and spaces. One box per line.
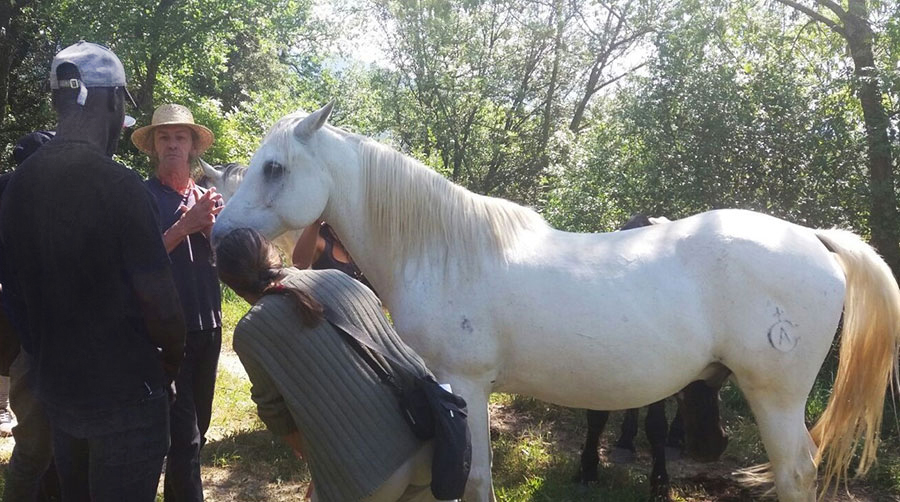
1, 0, 328, 173
368, 0, 665, 204
774, 0, 900, 275
546, 0, 869, 234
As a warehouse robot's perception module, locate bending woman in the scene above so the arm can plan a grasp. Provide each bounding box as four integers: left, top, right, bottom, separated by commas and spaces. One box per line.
216, 228, 436, 502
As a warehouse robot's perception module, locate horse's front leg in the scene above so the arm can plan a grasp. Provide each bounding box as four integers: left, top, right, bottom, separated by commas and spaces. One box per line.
448, 377, 495, 502
574, 409, 609, 484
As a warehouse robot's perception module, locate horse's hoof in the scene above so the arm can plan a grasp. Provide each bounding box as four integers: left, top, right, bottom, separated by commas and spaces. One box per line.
650, 490, 673, 502
650, 482, 672, 502
609, 446, 637, 464
664, 445, 682, 461
571, 467, 599, 485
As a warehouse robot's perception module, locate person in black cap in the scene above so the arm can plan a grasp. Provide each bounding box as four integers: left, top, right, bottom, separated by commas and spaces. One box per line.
11, 131, 55, 167
0, 129, 60, 502
0, 41, 186, 501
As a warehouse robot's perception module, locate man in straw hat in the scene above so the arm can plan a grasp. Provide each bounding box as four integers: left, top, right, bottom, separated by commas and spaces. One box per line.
0, 42, 186, 501
132, 104, 223, 502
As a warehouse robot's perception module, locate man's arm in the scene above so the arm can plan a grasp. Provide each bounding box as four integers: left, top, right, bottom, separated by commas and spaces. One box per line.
0, 298, 20, 376
130, 268, 186, 380
119, 177, 187, 380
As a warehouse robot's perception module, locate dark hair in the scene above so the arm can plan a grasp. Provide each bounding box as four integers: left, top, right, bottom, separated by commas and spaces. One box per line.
216, 228, 323, 327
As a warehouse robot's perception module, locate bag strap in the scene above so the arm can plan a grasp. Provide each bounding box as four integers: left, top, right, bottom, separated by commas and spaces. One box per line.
322, 306, 405, 395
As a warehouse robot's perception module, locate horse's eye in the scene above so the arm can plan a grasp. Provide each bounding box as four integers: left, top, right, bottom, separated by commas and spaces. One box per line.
263, 161, 285, 181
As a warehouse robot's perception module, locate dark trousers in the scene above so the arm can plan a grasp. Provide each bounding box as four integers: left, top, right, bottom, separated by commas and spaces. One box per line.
49, 390, 170, 502
164, 327, 221, 502
4, 351, 57, 502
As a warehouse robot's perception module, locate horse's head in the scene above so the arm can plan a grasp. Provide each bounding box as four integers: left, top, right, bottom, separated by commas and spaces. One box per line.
212, 101, 338, 244
197, 159, 246, 201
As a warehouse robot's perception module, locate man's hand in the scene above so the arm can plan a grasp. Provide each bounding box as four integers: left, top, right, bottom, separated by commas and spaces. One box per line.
162, 187, 224, 253
177, 187, 224, 238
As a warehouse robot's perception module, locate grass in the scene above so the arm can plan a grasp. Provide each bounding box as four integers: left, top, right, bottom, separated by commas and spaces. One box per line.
220, 285, 249, 350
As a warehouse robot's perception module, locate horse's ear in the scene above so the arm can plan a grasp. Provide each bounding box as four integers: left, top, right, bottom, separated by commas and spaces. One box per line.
293, 100, 335, 140
198, 158, 222, 183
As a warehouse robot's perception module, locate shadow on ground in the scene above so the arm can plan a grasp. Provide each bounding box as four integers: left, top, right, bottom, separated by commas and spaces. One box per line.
199, 428, 309, 502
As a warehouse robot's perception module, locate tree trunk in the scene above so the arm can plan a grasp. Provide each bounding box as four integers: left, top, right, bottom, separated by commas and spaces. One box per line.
777, 0, 900, 276
845, 0, 900, 276
537, 0, 565, 173
570, 64, 601, 134
136, 55, 162, 116
0, 35, 12, 130
0, 1, 26, 129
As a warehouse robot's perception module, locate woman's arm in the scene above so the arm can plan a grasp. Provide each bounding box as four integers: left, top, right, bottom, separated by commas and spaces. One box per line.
292, 221, 323, 268
234, 323, 299, 436
283, 430, 305, 459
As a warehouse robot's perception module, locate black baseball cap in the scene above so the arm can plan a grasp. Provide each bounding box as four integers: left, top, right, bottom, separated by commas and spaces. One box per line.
13, 130, 55, 165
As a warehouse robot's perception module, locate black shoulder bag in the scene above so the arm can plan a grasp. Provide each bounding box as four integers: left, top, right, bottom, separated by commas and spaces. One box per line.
322, 308, 472, 501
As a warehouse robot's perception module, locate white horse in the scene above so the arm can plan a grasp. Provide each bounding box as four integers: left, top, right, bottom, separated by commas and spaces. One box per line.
212, 103, 900, 502
197, 159, 302, 254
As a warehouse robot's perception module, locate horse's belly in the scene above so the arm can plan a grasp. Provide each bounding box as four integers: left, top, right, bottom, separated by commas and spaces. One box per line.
495, 314, 715, 410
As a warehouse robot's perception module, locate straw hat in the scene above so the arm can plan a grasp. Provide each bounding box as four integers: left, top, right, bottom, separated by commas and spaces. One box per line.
131, 104, 214, 154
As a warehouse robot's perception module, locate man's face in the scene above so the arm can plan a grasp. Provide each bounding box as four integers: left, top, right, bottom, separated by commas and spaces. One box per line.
153, 125, 194, 168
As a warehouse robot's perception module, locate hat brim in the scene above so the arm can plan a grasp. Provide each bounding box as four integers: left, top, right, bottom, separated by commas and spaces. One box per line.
131, 121, 215, 155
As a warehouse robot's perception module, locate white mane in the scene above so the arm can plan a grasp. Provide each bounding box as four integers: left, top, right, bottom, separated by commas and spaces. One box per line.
358, 140, 549, 268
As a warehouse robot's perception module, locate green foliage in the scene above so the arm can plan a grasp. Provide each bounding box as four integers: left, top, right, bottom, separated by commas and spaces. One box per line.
545, 0, 873, 233
2, 0, 329, 174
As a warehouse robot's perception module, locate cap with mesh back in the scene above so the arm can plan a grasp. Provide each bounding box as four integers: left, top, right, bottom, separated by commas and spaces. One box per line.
50, 41, 136, 126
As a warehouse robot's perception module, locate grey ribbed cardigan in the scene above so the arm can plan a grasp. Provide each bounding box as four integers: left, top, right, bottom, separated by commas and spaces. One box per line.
233, 268, 432, 502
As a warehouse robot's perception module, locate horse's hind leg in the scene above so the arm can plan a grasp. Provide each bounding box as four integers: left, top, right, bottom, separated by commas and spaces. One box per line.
615, 408, 639, 451
741, 388, 817, 502
667, 406, 684, 449
610, 408, 639, 463
645, 400, 671, 501
680, 380, 727, 462
575, 410, 609, 484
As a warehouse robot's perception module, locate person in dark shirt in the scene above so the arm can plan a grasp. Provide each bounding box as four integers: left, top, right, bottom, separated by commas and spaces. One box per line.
0, 42, 186, 501
1, 130, 59, 502
131, 103, 223, 502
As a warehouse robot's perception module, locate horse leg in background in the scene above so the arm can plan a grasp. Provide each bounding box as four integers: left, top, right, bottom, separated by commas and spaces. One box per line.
610, 408, 639, 463
680, 380, 728, 462
666, 405, 685, 453
574, 409, 609, 484
644, 399, 672, 502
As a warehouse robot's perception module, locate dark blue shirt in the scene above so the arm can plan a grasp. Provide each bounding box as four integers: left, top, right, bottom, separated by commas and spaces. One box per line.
145, 177, 221, 332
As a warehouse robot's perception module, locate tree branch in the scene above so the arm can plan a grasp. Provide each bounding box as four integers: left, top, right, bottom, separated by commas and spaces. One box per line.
815, 0, 849, 22
775, 0, 845, 36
